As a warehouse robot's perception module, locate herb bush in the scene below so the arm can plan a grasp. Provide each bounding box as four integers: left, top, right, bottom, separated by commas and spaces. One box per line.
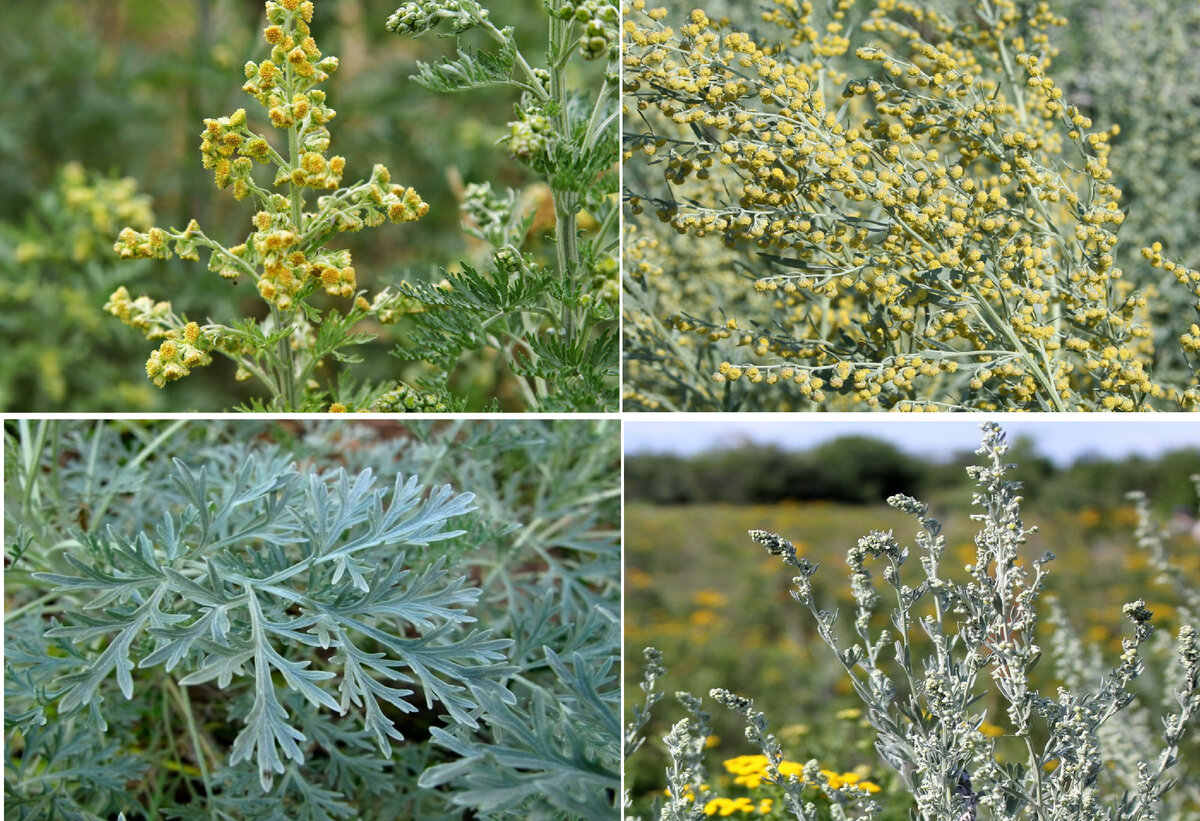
1050, 0, 1200, 394
101, 0, 616, 412
0, 164, 160, 412
5, 418, 619, 819
622, 0, 1200, 411
625, 423, 1200, 819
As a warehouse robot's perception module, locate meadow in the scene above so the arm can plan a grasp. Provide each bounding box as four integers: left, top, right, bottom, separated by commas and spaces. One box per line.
624, 489, 1200, 818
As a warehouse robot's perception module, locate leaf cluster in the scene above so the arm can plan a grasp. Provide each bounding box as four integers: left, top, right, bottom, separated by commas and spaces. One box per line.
5, 418, 619, 820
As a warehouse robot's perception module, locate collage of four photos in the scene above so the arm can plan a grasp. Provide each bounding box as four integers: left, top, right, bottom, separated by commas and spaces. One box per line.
3, 0, 1200, 819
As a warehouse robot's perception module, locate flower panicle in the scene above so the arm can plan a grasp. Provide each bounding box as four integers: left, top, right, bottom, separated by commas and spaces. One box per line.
109, 0, 430, 398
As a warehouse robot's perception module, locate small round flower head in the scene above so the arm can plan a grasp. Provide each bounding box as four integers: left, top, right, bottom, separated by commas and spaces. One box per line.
144, 334, 212, 388
370, 380, 453, 412
504, 108, 555, 167
749, 529, 795, 557
1123, 599, 1153, 624
387, 187, 429, 222
386, 0, 486, 36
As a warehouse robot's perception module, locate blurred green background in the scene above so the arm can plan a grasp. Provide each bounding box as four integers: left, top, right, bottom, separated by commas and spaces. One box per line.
0, 0, 561, 410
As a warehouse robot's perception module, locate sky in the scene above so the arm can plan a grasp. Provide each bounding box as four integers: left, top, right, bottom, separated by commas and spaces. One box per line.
623, 417, 1200, 465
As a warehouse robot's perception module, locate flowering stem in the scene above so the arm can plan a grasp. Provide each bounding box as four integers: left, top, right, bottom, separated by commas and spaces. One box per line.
276, 67, 305, 411
548, 11, 579, 352
966, 281, 1066, 410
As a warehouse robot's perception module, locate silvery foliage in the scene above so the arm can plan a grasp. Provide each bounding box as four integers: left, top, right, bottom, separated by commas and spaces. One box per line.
5, 419, 619, 820
16, 446, 499, 791
1042, 483, 1200, 818
747, 422, 1200, 820
624, 649, 879, 821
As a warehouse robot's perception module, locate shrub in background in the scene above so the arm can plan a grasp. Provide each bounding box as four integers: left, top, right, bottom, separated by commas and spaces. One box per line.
1051, 0, 1200, 392
623, 432, 1200, 511
5, 418, 619, 819
0, 164, 160, 411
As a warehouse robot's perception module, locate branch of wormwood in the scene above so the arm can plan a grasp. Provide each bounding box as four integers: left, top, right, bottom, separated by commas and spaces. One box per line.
385, 0, 619, 411
106, 0, 428, 412
34, 454, 510, 794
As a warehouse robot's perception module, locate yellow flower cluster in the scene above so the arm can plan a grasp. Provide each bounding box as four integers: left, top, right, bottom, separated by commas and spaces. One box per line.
13, 163, 155, 266
144, 322, 213, 388
113, 226, 171, 261
200, 108, 259, 198
110, 0, 430, 394
623, 220, 760, 410
106, 286, 216, 387
104, 286, 174, 339
622, 0, 1188, 410
703, 796, 773, 817
721, 754, 881, 793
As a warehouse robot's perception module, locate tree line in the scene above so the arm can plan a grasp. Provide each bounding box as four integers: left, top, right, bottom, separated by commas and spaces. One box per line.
625, 435, 1200, 512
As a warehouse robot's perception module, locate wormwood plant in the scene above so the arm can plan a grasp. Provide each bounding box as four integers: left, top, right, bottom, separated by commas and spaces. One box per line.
622, 0, 1200, 411
5, 419, 620, 819
627, 649, 886, 821
626, 423, 1200, 820
106, 0, 434, 412
383, 0, 620, 411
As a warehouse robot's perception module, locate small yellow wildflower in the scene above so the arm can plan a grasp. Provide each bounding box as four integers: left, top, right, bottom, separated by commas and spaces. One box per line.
704, 797, 756, 816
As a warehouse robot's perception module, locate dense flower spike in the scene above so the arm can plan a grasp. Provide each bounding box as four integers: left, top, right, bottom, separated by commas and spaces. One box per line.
110, 0, 428, 409
622, 0, 1200, 411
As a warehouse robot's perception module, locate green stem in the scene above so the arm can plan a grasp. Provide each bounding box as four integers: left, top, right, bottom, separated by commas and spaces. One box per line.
91, 420, 190, 526
584, 77, 614, 152
274, 58, 305, 411
1025, 734, 1046, 819
964, 282, 1065, 410
170, 678, 217, 816
231, 352, 284, 399
548, 12, 580, 353
16, 420, 52, 542
493, 328, 545, 407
